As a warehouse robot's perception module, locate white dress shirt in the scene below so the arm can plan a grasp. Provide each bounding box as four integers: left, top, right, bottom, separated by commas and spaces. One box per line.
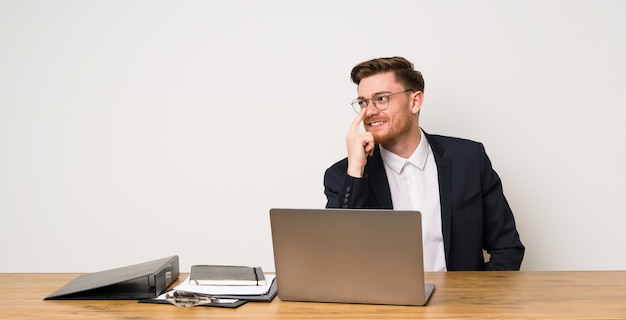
380, 130, 447, 272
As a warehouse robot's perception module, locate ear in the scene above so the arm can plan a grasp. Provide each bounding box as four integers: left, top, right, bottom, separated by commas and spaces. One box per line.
411, 91, 424, 114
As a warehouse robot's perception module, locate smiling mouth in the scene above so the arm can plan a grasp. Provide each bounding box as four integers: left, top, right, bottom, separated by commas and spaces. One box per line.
368, 121, 386, 127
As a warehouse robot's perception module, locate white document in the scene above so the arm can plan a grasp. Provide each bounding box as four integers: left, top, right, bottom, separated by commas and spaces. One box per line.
174, 274, 276, 296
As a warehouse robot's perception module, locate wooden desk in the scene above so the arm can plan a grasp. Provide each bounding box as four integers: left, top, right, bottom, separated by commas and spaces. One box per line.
1, 271, 625, 319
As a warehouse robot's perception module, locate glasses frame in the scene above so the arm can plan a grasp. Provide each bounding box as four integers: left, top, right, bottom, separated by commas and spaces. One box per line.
351, 89, 415, 113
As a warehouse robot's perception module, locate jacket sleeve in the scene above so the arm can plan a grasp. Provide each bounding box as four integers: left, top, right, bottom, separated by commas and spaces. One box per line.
323, 160, 369, 209
478, 144, 525, 270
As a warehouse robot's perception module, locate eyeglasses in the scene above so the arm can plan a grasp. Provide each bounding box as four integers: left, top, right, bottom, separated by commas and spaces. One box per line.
351, 89, 415, 113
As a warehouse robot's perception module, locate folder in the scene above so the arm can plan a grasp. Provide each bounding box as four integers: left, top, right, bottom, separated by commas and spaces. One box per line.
44, 255, 180, 300
138, 275, 277, 308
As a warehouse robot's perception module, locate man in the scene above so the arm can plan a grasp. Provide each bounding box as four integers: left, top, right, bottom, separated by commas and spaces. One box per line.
323, 57, 524, 271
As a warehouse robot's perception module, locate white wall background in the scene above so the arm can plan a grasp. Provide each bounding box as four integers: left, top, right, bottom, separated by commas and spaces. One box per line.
1, 0, 625, 273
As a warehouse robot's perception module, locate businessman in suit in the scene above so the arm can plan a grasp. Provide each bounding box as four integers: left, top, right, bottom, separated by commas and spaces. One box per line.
324, 57, 524, 271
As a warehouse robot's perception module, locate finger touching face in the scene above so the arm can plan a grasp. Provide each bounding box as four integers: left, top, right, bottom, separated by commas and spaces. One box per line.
350, 107, 367, 133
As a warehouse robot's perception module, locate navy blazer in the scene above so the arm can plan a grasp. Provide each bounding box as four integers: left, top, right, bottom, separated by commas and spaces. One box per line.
323, 132, 524, 271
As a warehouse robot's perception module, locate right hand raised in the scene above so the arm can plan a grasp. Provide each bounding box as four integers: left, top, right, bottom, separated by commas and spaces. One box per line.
345, 108, 374, 178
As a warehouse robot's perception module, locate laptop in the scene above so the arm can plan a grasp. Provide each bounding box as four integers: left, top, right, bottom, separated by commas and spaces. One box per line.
269, 208, 435, 306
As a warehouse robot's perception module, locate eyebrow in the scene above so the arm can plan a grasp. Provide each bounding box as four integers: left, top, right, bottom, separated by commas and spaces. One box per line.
357, 91, 393, 100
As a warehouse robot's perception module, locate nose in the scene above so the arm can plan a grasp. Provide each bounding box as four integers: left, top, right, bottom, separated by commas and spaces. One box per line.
365, 101, 380, 116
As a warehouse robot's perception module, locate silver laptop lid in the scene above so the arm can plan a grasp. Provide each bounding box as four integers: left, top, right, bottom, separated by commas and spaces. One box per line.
269, 208, 433, 306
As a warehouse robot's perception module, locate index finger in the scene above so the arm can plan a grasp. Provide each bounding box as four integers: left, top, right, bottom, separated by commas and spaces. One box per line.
350, 107, 367, 133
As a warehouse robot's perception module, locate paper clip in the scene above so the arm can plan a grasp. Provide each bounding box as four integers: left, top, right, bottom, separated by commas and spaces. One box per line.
164, 290, 216, 308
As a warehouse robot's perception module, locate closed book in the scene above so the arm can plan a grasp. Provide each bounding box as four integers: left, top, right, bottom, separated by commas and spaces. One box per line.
190, 265, 266, 286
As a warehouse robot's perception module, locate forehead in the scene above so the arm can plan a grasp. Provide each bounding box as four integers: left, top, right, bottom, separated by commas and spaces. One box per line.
357, 72, 402, 97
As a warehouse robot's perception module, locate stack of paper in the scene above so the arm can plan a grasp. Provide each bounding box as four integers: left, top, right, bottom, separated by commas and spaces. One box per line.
141, 274, 277, 308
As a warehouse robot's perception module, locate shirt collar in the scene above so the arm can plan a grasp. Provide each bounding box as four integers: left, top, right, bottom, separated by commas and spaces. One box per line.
380, 129, 430, 174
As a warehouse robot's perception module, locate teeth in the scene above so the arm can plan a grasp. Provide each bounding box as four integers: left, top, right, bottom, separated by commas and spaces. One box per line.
370, 121, 385, 127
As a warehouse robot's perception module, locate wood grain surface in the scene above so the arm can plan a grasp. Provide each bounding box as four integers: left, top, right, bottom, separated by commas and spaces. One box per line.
2, 271, 625, 319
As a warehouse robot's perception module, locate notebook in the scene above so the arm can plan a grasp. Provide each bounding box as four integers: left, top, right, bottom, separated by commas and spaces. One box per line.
269, 208, 435, 306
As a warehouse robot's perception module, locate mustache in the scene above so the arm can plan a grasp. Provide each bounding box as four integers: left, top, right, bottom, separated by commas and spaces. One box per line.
364, 116, 387, 123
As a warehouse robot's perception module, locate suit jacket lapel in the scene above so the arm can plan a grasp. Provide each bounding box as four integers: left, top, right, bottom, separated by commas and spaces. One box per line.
424, 132, 453, 264
366, 146, 393, 209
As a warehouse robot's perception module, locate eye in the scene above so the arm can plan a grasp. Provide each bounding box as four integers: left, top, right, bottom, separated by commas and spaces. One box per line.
375, 95, 389, 103
357, 100, 369, 108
